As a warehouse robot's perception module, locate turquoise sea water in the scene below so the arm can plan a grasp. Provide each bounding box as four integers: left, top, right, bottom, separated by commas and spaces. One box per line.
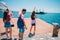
0, 11, 60, 26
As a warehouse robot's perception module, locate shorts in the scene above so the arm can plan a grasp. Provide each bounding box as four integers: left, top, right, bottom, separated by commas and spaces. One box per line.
4, 22, 11, 28
31, 20, 36, 26
19, 27, 25, 34
32, 23, 36, 26
31, 20, 36, 24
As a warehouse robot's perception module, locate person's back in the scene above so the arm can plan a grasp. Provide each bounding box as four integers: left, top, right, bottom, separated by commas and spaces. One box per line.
31, 14, 35, 20
31, 11, 36, 20
31, 11, 36, 25
29, 10, 36, 37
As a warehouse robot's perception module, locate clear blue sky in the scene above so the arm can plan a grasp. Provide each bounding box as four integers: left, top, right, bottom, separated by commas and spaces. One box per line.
0, 0, 60, 12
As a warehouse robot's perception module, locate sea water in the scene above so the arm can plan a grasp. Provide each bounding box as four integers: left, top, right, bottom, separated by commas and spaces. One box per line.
0, 11, 60, 26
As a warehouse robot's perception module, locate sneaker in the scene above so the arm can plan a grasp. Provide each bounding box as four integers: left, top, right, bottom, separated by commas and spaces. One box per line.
28, 33, 33, 38
19, 38, 22, 40
32, 33, 35, 36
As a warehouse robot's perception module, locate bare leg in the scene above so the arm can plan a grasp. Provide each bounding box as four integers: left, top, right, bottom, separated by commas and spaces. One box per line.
9, 27, 12, 38
19, 32, 23, 40
0, 33, 1, 36
6, 28, 9, 38
30, 26, 33, 33
21, 33, 23, 40
34, 25, 36, 34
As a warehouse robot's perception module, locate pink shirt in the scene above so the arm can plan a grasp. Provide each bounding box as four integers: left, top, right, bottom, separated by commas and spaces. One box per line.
9, 11, 13, 18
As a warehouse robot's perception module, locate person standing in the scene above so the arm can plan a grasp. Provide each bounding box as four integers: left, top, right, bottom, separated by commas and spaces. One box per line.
3, 9, 12, 39
29, 8, 36, 36
17, 9, 27, 40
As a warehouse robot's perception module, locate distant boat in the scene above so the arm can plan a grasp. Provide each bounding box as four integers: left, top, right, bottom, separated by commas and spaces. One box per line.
36, 11, 45, 14
36, 10, 45, 14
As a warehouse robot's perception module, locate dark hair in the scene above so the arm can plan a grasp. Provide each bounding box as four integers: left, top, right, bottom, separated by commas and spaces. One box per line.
3, 9, 9, 20
22, 9, 26, 12
6, 9, 9, 12
31, 11, 36, 20
32, 11, 35, 16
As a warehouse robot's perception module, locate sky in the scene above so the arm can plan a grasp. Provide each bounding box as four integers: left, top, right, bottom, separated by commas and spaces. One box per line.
0, 0, 60, 13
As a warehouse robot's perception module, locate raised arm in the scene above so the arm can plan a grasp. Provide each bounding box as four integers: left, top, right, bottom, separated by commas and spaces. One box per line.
18, 8, 22, 17
33, 7, 36, 11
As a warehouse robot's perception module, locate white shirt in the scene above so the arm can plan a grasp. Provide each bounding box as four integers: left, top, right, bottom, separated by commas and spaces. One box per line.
21, 14, 24, 19
19, 14, 24, 19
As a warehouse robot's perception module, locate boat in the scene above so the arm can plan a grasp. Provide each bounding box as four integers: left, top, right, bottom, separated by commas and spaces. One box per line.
36, 10, 45, 14
36, 11, 45, 14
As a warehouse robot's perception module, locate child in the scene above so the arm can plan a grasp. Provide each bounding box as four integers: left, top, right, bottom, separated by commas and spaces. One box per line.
17, 9, 27, 40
